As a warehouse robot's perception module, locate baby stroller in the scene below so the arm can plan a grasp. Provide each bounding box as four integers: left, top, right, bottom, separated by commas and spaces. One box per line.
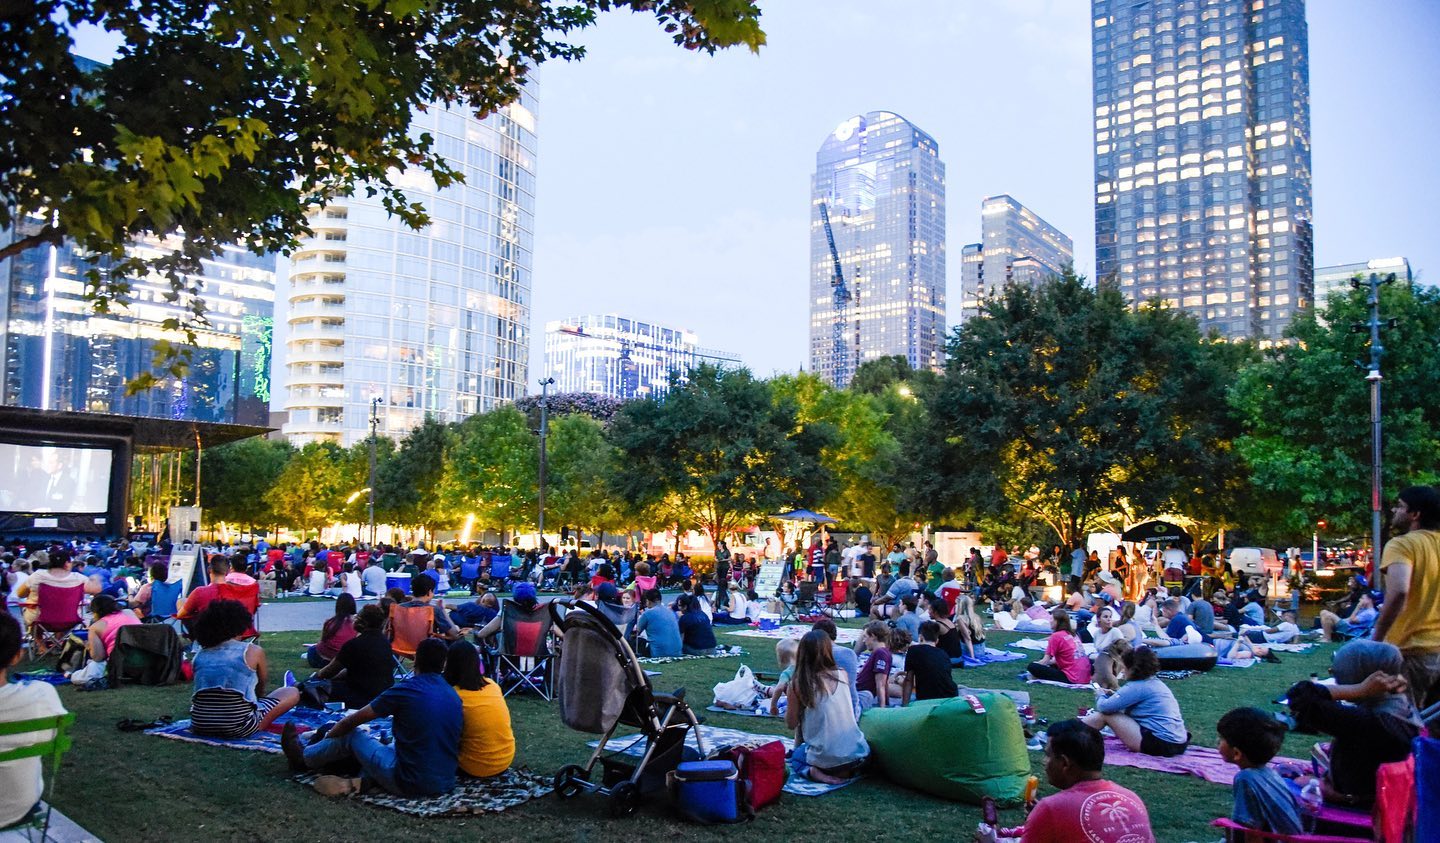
549, 598, 704, 817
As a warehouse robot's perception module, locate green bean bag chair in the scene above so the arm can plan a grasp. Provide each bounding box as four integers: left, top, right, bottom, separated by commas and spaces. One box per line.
859, 694, 1030, 805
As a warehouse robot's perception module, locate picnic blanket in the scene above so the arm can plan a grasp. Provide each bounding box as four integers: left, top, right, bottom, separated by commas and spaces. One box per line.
1024, 677, 1094, 690
1007, 637, 1098, 656
726, 625, 862, 645
589, 725, 857, 796
292, 769, 551, 816
14, 669, 68, 685
1097, 736, 1306, 787
958, 650, 1026, 668
1217, 658, 1257, 668
637, 645, 745, 664
145, 710, 388, 753
706, 704, 778, 718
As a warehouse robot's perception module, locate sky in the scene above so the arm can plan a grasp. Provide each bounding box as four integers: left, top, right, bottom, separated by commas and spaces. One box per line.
72, 1, 1440, 385
528, 0, 1440, 380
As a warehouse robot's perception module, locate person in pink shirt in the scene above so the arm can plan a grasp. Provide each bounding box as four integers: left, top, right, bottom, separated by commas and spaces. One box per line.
1026, 608, 1092, 685
977, 718, 1153, 843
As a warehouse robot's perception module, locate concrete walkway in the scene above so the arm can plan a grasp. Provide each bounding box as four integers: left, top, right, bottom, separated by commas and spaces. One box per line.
0, 805, 102, 842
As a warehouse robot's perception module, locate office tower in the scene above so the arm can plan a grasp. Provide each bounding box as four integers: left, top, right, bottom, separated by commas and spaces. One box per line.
958, 195, 1074, 323
1313, 257, 1413, 306
278, 93, 537, 445
810, 111, 945, 387
1093, 0, 1313, 341
543, 315, 742, 400
0, 222, 275, 425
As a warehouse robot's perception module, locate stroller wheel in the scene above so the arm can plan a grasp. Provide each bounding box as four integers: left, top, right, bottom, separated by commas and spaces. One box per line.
608, 781, 640, 817
554, 764, 588, 799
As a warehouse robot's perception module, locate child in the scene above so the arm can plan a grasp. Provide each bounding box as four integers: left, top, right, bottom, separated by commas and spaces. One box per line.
853, 621, 893, 710
766, 638, 800, 716
1216, 707, 1303, 835
885, 628, 913, 703
901, 620, 957, 703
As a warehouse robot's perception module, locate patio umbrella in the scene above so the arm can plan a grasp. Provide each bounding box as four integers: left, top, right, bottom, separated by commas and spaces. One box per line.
1120, 520, 1192, 546
771, 509, 838, 524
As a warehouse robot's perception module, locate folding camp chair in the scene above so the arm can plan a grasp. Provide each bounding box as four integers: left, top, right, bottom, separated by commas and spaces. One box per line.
792, 580, 821, 620
388, 603, 436, 678
27, 583, 85, 661
1208, 818, 1368, 842
820, 579, 849, 617
215, 581, 262, 640
498, 599, 554, 699
0, 712, 75, 842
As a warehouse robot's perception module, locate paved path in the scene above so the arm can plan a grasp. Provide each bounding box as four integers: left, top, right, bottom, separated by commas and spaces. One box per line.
259, 599, 347, 632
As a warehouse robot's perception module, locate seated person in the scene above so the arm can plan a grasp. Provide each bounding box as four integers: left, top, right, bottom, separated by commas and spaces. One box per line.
952, 595, 988, 659
400, 573, 462, 640
1082, 647, 1189, 757
1216, 706, 1302, 835
811, 618, 860, 717
1283, 639, 1420, 808
284, 637, 462, 797
68, 594, 141, 684
883, 629, 913, 703
306, 593, 358, 668
869, 570, 919, 620
676, 594, 717, 656
629, 589, 682, 658
725, 582, 752, 620
1184, 594, 1217, 638
1318, 591, 1378, 642
851, 578, 873, 617
1027, 608, 1092, 685
361, 560, 388, 596
1260, 609, 1302, 644
976, 719, 1153, 843
902, 620, 958, 703
1089, 607, 1129, 692
444, 640, 515, 777
853, 621, 893, 710
785, 630, 868, 784
16, 550, 101, 626
189, 600, 300, 738
890, 594, 922, 641
1155, 597, 1208, 644
176, 557, 236, 632
0, 613, 70, 828
764, 638, 799, 715
132, 562, 184, 623
449, 592, 499, 629
922, 592, 963, 660
311, 604, 395, 710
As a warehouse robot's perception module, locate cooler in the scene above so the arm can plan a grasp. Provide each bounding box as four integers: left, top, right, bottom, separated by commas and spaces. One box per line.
386, 572, 412, 596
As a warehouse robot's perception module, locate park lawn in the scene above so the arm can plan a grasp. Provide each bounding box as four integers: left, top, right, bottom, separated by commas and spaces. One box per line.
34, 624, 1338, 843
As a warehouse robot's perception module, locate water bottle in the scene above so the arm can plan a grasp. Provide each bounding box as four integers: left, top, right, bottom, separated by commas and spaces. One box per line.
1299, 778, 1323, 832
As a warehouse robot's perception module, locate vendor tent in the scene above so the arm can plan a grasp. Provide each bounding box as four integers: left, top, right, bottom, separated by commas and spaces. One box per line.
1120, 520, 1192, 545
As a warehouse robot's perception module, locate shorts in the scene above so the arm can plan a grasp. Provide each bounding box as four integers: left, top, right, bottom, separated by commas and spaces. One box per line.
1401, 651, 1440, 711
1138, 726, 1189, 758
190, 688, 279, 739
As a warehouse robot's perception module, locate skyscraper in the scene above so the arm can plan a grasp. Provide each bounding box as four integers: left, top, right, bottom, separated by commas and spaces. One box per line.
0, 223, 275, 425
277, 93, 537, 445
543, 314, 741, 400
810, 112, 945, 387
1313, 257, 1412, 307
1092, 0, 1313, 341
959, 195, 1074, 323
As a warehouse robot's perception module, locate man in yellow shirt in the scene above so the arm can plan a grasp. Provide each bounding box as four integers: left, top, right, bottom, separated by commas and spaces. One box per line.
1372, 485, 1440, 711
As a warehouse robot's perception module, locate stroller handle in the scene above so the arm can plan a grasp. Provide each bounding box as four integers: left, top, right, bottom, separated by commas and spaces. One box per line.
550, 596, 626, 641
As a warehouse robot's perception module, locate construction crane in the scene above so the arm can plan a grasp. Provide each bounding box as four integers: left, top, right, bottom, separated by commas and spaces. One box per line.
818, 201, 853, 387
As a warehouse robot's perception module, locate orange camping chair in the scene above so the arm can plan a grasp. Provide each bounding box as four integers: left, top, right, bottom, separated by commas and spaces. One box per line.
387, 603, 436, 678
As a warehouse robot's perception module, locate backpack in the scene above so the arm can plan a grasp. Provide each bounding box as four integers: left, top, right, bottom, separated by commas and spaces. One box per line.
715, 740, 786, 812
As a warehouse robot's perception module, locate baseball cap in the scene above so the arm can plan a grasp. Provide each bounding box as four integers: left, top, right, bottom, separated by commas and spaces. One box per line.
514, 582, 537, 602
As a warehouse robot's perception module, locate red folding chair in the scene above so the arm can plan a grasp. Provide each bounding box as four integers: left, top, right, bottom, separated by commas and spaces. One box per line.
215, 581, 261, 640
1209, 818, 1369, 842
387, 603, 435, 678
28, 583, 85, 660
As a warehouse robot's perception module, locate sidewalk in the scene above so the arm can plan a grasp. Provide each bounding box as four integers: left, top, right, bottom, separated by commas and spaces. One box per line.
0, 805, 101, 843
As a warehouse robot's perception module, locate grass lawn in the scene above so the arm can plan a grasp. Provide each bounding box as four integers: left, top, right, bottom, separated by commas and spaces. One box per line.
32, 622, 1339, 842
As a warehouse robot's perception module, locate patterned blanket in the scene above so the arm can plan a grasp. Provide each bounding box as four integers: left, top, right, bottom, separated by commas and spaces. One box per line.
292, 769, 552, 816
145, 710, 389, 753
726, 625, 862, 645
637, 645, 745, 664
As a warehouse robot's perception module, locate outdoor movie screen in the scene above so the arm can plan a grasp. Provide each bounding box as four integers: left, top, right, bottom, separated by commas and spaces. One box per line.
0, 443, 112, 513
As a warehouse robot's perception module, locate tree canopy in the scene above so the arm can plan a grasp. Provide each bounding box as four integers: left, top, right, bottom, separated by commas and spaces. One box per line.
3, 1, 765, 382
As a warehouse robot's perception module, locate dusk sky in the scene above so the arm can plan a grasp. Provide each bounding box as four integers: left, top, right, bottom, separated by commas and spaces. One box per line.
74, 1, 1440, 385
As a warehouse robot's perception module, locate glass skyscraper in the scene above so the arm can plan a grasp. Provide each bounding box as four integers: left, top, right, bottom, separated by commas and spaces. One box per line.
810, 112, 945, 387
278, 93, 537, 445
1093, 0, 1313, 341
959, 195, 1073, 323
543, 314, 741, 400
1314, 257, 1412, 309
0, 222, 275, 425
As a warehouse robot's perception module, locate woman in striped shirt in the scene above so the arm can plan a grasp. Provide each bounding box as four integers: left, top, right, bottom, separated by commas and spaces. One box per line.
189, 600, 300, 738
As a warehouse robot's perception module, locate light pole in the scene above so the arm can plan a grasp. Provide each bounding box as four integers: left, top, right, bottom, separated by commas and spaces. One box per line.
1352, 271, 1396, 570
537, 377, 554, 550
368, 396, 380, 546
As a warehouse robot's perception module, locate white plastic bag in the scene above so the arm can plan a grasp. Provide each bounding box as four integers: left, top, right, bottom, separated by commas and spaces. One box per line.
712, 664, 758, 708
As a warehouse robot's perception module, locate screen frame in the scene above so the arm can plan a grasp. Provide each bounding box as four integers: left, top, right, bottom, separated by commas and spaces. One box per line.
0, 430, 129, 536
0, 441, 115, 514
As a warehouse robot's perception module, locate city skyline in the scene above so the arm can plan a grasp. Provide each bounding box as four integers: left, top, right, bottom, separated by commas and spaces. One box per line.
543, 314, 741, 400
959, 194, 1074, 323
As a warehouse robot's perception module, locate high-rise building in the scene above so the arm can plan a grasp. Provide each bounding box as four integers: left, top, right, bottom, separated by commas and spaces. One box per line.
277, 94, 538, 445
543, 314, 741, 400
0, 222, 275, 425
958, 195, 1074, 322
1093, 0, 1313, 341
810, 111, 945, 387
1313, 257, 1413, 307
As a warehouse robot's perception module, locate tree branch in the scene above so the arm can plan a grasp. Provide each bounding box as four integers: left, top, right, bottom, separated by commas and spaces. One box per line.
0, 226, 65, 260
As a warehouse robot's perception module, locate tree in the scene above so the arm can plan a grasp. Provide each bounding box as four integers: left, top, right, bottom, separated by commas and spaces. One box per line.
444, 406, 536, 538
264, 442, 348, 538
544, 414, 630, 538
199, 437, 293, 528
373, 416, 454, 536
931, 270, 1242, 548
609, 365, 836, 545
1231, 278, 1440, 538
3, 2, 765, 384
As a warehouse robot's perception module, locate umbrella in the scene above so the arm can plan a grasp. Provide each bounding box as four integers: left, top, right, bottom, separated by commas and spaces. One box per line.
771, 509, 837, 525
1120, 520, 1192, 546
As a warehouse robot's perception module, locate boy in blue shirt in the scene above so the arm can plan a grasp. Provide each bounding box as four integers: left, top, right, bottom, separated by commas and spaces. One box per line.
1216, 706, 1303, 835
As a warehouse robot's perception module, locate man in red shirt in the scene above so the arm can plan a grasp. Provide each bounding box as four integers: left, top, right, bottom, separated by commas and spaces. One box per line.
177, 556, 232, 627
979, 718, 1154, 843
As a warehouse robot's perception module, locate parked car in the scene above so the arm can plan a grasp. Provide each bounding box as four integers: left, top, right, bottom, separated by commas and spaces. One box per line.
1228, 547, 1280, 576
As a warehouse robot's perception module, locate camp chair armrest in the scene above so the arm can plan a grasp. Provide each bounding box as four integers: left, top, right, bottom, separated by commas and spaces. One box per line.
1208, 817, 1370, 842
654, 688, 687, 707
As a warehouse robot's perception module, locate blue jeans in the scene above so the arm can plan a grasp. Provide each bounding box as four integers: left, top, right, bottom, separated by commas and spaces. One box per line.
302, 729, 402, 795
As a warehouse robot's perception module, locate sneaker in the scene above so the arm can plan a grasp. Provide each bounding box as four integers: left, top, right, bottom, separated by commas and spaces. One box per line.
1025, 733, 1048, 752
284, 670, 298, 688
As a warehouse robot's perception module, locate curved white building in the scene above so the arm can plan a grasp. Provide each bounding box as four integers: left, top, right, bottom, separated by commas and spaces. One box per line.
279, 91, 538, 444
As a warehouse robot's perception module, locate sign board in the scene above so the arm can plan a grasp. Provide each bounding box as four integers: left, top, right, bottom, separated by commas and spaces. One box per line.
755, 561, 786, 598
168, 545, 200, 597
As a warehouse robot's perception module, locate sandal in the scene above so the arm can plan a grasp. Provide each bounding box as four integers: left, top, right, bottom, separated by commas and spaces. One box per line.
117, 715, 174, 732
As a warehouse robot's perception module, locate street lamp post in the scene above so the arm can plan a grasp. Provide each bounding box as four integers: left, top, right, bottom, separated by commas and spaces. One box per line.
537, 377, 554, 549
368, 396, 380, 546
1353, 272, 1396, 570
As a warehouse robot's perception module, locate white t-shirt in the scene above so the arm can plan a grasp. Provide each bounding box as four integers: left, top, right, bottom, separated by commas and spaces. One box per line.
19, 569, 87, 598
1161, 548, 1189, 570
362, 565, 387, 595
342, 571, 363, 599
0, 680, 67, 825
308, 569, 327, 595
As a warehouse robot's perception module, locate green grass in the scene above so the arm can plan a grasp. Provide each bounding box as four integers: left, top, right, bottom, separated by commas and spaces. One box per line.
33, 623, 1338, 843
